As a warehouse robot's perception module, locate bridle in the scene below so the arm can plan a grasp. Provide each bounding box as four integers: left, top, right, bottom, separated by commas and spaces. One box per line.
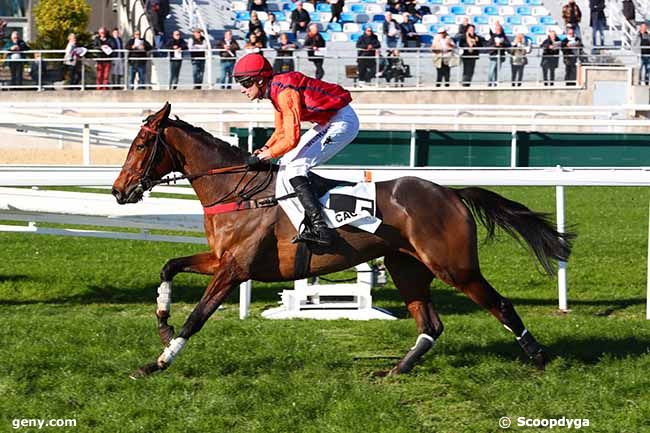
124, 121, 277, 208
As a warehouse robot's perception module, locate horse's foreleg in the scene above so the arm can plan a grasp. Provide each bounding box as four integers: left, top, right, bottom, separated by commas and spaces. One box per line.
381, 253, 442, 376
131, 252, 245, 379
156, 252, 220, 346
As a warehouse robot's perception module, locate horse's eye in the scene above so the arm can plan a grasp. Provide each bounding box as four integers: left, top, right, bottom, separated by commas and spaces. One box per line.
136, 144, 145, 151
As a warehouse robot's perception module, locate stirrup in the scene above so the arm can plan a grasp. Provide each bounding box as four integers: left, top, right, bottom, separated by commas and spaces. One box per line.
292, 227, 334, 246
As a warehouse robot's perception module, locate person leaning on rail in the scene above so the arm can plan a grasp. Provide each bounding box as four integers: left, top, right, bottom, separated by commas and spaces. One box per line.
233, 53, 359, 246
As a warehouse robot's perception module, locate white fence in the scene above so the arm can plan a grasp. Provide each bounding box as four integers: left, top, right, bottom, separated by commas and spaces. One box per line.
1, 165, 649, 319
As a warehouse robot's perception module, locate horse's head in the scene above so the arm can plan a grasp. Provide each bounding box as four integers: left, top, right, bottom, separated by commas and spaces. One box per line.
112, 102, 176, 204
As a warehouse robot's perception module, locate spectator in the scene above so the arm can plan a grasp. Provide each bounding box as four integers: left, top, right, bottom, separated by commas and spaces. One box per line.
125, 30, 152, 90
291, 2, 311, 37
636, 23, 650, 85
386, 0, 403, 15
248, 0, 268, 12
404, 0, 417, 15
273, 33, 297, 73
589, 0, 606, 48
264, 12, 282, 48
561, 24, 584, 85
64, 33, 85, 87
245, 33, 264, 53
400, 12, 420, 48
164, 30, 187, 89
356, 26, 381, 83
510, 33, 531, 87
249, 11, 264, 37
330, 0, 344, 23
111, 28, 125, 86
383, 49, 409, 85
383, 12, 400, 49
432, 28, 456, 87
623, 0, 635, 26
562, 0, 582, 38
216, 30, 240, 89
93, 27, 116, 90
459, 24, 482, 87
253, 27, 268, 48
487, 22, 510, 86
189, 28, 209, 89
304, 23, 326, 79
0, 18, 6, 39
540, 30, 561, 85
413, 3, 431, 21
145, 0, 166, 48
455, 17, 470, 43
5, 31, 29, 88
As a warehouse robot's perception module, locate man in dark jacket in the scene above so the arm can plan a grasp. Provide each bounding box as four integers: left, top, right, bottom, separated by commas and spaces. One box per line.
304, 24, 326, 79
356, 26, 381, 83
400, 12, 420, 48
5, 31, 30, 87
636, 23, 650, 84
164, 30, 187, 89
383, 12, 401, 48
541, 30, 561, 85
589, 0, 606, 48
561, 24, 584, 85
290, 2, 311, 36
215, 30, 240, 88
93, 27, 116, 90
562, 0, 582, 38
126, 30, 153, 89
487, 22, 510, 86
459, 24, 483, 86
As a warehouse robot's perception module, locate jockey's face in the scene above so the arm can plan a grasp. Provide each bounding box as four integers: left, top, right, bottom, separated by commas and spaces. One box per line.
240, 78, 265, 100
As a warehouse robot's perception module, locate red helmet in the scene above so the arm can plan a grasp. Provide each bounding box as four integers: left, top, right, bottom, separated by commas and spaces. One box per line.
233, 53, 273, 84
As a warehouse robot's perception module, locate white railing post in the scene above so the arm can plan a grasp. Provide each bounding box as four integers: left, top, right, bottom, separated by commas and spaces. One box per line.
556, 178, 568, 312
510, 126, 518, 168
410, 124, 416, 167
82, 124, 91, 165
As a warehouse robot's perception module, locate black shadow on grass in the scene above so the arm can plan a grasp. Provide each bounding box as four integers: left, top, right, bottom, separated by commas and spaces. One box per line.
0, 274, 30, 283
447, 336, 650, 368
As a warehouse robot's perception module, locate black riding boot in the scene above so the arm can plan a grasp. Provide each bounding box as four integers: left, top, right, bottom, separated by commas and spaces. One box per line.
289, 176, 335, 246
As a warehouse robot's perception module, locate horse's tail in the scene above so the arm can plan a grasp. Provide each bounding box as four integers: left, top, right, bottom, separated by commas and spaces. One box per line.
455, 187, 575, 276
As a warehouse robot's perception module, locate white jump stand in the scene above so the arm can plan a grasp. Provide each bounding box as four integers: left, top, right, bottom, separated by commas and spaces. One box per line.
262, 263, 395, 320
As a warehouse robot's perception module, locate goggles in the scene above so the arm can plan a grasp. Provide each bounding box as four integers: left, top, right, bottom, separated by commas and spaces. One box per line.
236, 76, 258, 89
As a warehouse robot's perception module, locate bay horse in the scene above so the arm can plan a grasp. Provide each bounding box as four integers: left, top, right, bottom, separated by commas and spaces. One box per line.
112, 103, 574, 379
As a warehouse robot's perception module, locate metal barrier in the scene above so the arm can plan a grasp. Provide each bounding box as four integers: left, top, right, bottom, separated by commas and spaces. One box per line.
0, 46, 646, 91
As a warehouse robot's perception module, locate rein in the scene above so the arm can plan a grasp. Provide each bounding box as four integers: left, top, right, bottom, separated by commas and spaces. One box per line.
134, 123, 291, 214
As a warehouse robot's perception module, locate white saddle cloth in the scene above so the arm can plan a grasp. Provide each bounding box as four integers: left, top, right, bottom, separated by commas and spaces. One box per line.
276, 167, 382, 234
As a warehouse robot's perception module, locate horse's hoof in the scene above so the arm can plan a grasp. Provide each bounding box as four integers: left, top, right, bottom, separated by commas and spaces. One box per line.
159, 325, 175, 346
532, 351, 549, 371
129, 362, 162, 380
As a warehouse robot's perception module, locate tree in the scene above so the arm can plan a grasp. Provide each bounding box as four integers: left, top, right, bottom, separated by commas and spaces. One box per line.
33, 0, 91, 49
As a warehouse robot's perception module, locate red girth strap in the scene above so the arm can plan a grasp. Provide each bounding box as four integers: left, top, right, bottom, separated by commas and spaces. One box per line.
204, 196, 277, 215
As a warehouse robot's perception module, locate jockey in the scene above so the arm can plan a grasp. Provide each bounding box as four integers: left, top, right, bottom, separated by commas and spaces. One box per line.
233, 53, 359, 246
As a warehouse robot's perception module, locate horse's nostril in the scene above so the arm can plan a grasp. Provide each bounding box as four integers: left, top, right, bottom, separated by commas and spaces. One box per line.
111, 188, 120, 198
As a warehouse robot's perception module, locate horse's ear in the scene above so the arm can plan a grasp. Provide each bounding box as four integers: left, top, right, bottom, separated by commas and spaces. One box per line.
149, 102, 172, 128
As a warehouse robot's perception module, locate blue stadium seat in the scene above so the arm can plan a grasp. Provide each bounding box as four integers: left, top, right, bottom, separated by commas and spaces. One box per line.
340, 12, 355, 22
440, 15, 456, 24
461, 0, 475, 4
516, 6, 532, 15
371, 22, 383, 32
321, 32, 331, 41
530, 24, 545, 34
429, 24, 438, 33
351, 4, 365, 13
473, 15, 488, 24
267, 3, 280, 12
505, 15, 522, 25
540, 16, 556, 25
317, 3, 330, 12
282, 3, 295, 11
493, 0, 508, 5
236, 11, 250, 21
503, 24, 513, 35
373, 14, 386, 22
356, 13, 370, 23
450, 6, 465, 14
420, 34, 433, 46
309, 12, 319, 21
483, 6, 498, 15
525, 0, 542, 5
350, 33, 362, 42
328, 22, 342, 32
429, 0, 443, 4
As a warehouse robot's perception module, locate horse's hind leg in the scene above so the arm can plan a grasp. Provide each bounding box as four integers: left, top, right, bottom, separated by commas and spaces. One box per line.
382, 253, 444, 376
156, 252, 220, 346
455, 275, 548, 370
